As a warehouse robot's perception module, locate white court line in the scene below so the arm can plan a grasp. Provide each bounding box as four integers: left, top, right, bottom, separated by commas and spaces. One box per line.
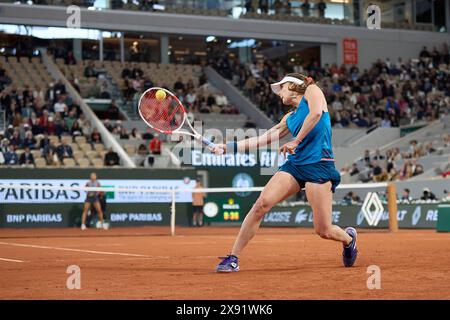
0, 257, 25, 263
0, 242, 149, 258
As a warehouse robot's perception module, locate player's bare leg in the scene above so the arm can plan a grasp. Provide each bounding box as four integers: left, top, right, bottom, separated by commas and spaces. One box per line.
81, 202, 91, 230
305, 181, 352, 244
216, 172, 300, 272
93, 201, 104, 223
231, 172, 300, 256
93, 201, 108, 230
305, 181, 358, 267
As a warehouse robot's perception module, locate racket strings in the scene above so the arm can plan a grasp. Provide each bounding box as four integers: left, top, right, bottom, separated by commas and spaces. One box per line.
139, 89, 184, 133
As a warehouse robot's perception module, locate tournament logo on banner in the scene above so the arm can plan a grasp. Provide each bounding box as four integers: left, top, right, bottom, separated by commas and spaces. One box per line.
232, 173, 254, 197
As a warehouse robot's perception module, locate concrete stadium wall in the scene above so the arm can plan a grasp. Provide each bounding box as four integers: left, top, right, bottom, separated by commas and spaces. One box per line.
349, 127, 400, 148
332, 128, 365, 147
334, 146, 367, 169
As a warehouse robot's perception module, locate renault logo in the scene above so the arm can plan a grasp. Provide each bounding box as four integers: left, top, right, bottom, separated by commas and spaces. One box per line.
361, 192, 384, 226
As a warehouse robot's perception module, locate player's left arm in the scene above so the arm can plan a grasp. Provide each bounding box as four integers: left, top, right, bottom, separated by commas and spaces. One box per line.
279, 85, 325, 156
294, 85, 324, 143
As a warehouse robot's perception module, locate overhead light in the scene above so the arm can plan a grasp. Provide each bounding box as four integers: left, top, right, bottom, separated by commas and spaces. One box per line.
206, 36, 216, 42
153, 4, 165, 11
228, 39, 256, 48
227, 39, 232, 44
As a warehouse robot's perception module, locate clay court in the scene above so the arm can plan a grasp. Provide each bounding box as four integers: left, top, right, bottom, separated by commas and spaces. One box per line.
0, 227, 449, 300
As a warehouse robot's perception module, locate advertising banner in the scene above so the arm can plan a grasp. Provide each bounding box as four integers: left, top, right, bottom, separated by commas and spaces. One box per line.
343, 38, 358, 65
0, 179, 196, 204
262, 204, 439, 229
0, 203, 190, 228
191, 150, 288, 168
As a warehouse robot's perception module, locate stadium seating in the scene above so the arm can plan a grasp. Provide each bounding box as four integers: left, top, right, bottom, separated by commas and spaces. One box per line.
342, 115, 450, 183
0, 55, 108, 168
211, 46, 450, 125
54, 57, 246, 167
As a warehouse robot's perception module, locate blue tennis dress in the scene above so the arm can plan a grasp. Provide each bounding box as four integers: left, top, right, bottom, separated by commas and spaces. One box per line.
279, 96, 341, 192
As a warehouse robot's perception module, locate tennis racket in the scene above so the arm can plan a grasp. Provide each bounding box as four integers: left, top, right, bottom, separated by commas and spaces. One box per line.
138, 87, 224, 154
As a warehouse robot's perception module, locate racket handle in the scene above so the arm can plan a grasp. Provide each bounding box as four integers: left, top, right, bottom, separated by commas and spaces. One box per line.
201, 137, 224, 155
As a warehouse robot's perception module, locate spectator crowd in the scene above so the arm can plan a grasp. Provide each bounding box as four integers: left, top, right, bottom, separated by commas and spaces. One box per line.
211, 44, 450, 125
0, 54, 111, 168
342, 132, 450, 183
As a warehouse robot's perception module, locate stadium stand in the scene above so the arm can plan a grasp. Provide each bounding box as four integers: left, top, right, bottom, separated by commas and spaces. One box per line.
51, 52, 250, 167
0, 55, 109, 168
1, 0, 450, 301
340, 114, 450, 183
211, 44, 450, 125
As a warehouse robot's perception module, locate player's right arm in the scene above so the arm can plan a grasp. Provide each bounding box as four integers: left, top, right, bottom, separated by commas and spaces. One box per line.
212, 112, 292, 154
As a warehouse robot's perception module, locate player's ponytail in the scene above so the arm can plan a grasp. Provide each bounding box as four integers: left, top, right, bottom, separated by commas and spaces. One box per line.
285, 73, 316, 95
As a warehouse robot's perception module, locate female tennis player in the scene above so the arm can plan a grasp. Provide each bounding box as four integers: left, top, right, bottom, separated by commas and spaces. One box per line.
81, 172, 107, 230
213, 73, 358, 272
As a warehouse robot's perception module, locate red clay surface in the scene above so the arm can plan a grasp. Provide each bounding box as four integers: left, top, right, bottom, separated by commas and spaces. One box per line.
0, 227, 449, 300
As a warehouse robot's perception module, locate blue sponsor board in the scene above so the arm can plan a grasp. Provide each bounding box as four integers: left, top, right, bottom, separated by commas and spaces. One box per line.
262, 204, 439, 229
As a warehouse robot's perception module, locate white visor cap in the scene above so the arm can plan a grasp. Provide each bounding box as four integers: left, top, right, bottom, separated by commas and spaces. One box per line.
270, 76, 304, 95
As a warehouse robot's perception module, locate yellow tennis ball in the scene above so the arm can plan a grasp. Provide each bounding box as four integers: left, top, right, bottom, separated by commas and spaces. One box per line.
155, 89, 166, 101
